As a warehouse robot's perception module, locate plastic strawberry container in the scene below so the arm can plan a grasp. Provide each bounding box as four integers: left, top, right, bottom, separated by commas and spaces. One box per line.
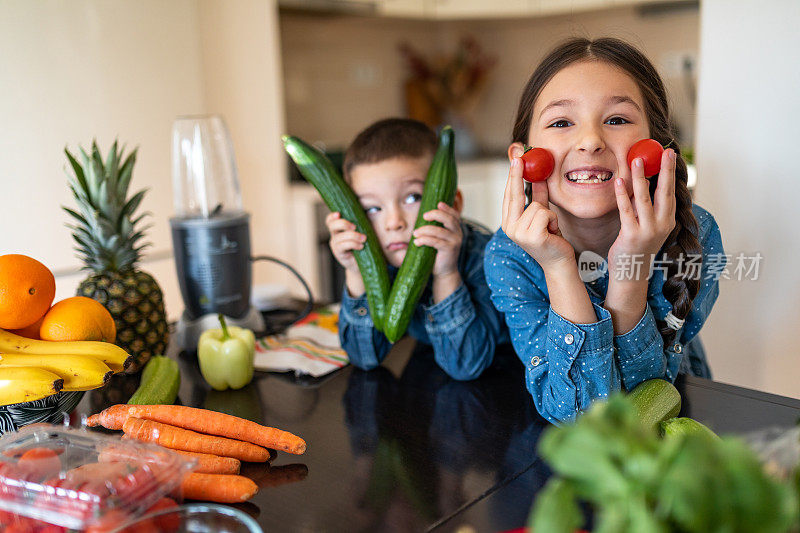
0, 425, 196, 531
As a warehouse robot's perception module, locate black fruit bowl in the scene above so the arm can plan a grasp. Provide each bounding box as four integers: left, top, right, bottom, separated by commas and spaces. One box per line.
0, 391, 85, 435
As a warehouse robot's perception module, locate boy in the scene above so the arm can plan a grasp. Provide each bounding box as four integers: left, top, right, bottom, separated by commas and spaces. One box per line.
327, 118, 506, 380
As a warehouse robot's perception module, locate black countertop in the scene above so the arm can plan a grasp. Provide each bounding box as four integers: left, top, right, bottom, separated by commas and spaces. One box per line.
77, 333, 800, 533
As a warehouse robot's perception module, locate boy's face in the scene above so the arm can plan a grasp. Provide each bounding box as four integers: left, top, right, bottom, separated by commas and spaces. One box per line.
350, 155, 432, 267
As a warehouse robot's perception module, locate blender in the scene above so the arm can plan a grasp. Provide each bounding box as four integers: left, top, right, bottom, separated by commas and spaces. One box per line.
170, 115, 265, 350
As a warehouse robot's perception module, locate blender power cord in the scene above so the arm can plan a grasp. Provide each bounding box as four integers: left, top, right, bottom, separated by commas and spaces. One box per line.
250, 255, 314, 326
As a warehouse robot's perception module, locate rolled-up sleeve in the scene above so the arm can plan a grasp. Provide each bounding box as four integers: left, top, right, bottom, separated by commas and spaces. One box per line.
613, 305, 670, 387
338, 290, 391, 370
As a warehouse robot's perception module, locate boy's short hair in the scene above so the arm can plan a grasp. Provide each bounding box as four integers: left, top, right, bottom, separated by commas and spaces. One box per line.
343, 118, 437, 182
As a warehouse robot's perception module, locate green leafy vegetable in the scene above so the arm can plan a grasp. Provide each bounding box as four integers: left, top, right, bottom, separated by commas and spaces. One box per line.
530, 393, 799, 533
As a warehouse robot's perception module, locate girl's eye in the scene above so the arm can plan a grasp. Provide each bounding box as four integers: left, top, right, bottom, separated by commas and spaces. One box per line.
547, 119, 572, 128
364, 206, 380, 216
605, 116, 630, 125
403, 193, 422, 205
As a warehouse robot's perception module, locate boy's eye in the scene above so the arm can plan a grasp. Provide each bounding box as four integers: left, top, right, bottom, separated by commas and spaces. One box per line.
605, 116, 630, 125
403, 192, 422, 205
547, 119, 572, 128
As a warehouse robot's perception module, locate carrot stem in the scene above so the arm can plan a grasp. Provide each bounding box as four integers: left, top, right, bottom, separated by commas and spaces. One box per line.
85, 404, 131, 430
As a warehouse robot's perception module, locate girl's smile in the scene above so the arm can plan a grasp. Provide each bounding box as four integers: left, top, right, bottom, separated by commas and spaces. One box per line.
564, 166, 614, 185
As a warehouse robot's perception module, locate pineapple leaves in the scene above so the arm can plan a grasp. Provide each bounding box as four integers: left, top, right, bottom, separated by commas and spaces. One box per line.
121, 189, 148, 220
105, 140, 119, 181
63, 207, 90, 228
117, 149, 137, 199
64, 148, 90, 199
63, 140, 150, 273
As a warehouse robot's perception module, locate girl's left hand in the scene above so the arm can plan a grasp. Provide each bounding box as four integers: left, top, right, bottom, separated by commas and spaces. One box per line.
413, 202, 463, 277
607, 148, 677, 281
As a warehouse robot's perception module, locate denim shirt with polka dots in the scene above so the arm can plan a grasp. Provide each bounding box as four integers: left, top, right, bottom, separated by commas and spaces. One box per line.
339, 221, 508, 381
484, 204, 725, 424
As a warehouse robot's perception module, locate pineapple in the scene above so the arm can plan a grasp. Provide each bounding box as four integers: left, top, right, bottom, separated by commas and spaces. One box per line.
64, 141, 168, 373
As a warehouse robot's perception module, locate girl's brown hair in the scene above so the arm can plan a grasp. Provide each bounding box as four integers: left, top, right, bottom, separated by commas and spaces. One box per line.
512, 37, 701, 349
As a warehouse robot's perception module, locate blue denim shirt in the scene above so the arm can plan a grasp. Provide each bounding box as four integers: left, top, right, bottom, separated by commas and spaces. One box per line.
339, 221, 508, 380
484, 204, 726, 423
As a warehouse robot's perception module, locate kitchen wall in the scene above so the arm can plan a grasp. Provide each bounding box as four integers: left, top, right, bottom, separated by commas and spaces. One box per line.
0, 0, 291, 321
0, 0, 205, 319
694, 0, 800, 399
280, 4, 700, 154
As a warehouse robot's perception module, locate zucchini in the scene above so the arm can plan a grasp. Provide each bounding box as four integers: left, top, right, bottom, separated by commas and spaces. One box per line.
382, 126, 458, 343
127, 355, 180, 405
283, 135, 391, 331
627, 379, 681, 433
660, 417, 720, 440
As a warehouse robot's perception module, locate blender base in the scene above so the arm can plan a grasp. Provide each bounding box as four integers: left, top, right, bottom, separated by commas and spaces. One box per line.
174, 307, 265, 352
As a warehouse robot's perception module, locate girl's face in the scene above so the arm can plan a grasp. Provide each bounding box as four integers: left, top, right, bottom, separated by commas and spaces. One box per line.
526, 60, 650, 220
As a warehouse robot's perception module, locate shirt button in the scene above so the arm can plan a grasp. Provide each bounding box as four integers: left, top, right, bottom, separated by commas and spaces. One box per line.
531, 356, 541, 366
564, 333, 574, 345
428, 313, 435, 322
356, 307, 368, 316
674, 343, 682, 353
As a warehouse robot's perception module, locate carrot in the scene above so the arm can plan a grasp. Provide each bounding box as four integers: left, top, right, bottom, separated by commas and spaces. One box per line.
173, 450, 241, 474
85, 404, 132, 430
122, 417, 270, 462
180, 473, 258, 503
127, 405, 306, 455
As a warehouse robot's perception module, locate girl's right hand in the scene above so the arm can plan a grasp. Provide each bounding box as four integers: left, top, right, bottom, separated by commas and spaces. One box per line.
501, 157, 575, 271
326, 212, 366, 274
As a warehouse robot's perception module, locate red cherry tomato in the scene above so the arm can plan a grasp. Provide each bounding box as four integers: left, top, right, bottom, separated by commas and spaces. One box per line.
627, 138, 664, 177
17, 448, 62, 481
520, 147, 555, 183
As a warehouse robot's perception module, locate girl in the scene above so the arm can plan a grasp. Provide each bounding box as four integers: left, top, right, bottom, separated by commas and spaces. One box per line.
484, 37, 726, 423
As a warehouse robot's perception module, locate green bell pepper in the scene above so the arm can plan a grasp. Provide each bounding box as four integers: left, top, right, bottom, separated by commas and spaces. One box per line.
197, 314, 255, 391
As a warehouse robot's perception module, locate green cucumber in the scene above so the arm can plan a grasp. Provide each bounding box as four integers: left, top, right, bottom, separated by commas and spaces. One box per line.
627, 379, 682, 433
127, 355, 180, 405
660, 417, 720, 440
283, 135, 391, 331
382, 126, 458, 343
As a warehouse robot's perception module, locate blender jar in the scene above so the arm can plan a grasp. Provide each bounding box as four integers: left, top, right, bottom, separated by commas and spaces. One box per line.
170, 115, 253, 320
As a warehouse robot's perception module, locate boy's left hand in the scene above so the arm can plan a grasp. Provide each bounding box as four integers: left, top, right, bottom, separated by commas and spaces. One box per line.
412, 202, 463, 277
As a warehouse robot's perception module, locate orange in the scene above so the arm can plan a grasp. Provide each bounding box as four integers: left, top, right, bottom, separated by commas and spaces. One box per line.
0, 254, 56, 330
8, 314, 46, 340
39, 296, 116, 343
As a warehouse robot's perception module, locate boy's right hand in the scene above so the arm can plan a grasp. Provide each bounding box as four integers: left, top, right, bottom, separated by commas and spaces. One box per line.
326, 212, 366, 273
502, 157, 575, 272
327, 212, 368, 298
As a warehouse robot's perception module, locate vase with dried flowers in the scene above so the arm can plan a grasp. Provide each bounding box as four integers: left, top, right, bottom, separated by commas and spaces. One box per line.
399, 36, 496, 157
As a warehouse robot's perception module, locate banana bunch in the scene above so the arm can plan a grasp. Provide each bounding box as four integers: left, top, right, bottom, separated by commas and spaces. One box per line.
0, 329, 134, 406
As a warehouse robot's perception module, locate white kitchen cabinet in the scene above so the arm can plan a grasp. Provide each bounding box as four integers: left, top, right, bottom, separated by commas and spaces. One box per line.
535, 0, 611, 16
457, 158, 508, 231
431, 0, 532, 19
377, 0, 690, 19
379, 0, 431, 17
